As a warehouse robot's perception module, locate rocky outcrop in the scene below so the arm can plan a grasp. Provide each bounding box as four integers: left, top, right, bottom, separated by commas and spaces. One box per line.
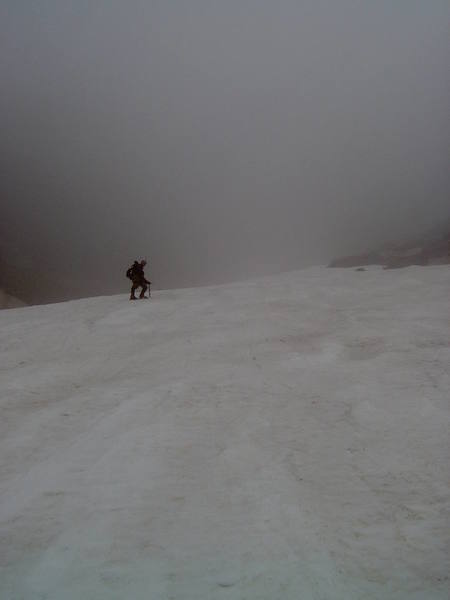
0, 257, 76, 306
0, 289, 26, 309
329, 232, 450, 270
329, 252, 382, 268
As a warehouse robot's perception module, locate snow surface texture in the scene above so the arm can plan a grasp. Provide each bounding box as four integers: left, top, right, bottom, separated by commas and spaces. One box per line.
1, 266, 449, 599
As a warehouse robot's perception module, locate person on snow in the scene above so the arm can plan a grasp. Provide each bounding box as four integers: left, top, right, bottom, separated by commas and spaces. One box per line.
126, 259, 151, 300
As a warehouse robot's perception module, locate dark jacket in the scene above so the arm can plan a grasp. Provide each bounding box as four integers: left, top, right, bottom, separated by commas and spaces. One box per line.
129, 262, 150, 284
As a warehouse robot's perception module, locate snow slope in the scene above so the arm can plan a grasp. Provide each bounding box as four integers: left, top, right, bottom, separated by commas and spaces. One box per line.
1, 266, 449, 599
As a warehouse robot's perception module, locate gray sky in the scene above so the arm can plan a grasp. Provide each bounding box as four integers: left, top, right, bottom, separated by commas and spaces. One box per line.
1, 1, 449, 299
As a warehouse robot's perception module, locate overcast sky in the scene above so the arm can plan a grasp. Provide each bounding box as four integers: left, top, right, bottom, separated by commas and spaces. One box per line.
1, 1, 449, 297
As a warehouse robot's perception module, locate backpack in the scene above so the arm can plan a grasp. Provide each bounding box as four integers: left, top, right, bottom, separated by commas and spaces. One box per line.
126, 266, 134, 279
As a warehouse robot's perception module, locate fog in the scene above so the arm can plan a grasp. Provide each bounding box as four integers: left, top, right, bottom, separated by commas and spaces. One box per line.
1, 1, 449, 301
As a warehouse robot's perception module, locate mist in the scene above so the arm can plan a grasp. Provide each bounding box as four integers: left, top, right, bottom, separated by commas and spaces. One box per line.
1, 1, 449, 301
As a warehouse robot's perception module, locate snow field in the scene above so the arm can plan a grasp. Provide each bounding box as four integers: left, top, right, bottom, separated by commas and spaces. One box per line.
0, 266, 449, 599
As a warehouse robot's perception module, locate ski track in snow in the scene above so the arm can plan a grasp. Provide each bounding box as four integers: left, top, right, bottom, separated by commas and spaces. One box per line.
0, 266, 449, 599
